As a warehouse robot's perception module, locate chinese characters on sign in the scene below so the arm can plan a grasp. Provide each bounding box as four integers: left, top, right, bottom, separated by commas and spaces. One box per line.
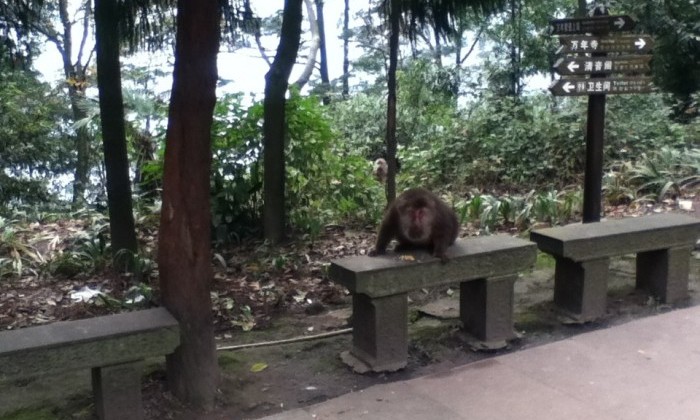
550, 15, 636, 35
550, 78, 653, 96
549, 15, 654, 96
557, 35, 654, 54
553, 56, 652, 75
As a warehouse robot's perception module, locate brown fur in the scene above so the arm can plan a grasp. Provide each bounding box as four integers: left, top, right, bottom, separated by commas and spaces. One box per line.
369, 187, 459, 262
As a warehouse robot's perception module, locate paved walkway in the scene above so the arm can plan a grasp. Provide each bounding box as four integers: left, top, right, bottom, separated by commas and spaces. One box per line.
262, 305, 700, 420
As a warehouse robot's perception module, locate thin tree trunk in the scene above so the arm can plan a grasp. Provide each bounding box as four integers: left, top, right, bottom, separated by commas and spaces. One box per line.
263, 0, 303, 244
433, 25, 442, 67
342, 0, 350, 98
293, 0, 320, 90
94, 0, 138, 273
158, 0, 221, 408
58, 0, 92, 206
385, 0, 400, 203
315, 0, 330, 104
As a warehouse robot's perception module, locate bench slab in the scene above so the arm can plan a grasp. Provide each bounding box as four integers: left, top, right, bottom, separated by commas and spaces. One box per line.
330, 235, 537, 297
0, 307, 180, 380
530, 213, 700, 261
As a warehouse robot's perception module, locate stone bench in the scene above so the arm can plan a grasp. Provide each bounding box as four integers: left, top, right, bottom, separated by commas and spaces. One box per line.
329, 235, 537, 373
530, 213, 700, 322
0, 307, 180, 420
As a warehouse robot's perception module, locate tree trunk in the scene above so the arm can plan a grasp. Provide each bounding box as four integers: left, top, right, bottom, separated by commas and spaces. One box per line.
342, 0, 350, 98
315, 0, 330, 104
158, 0, 220, 408
262, 0, 303, 244
58, 0, 92, 206
94, 0, 138, 273
385, 0, 400, 203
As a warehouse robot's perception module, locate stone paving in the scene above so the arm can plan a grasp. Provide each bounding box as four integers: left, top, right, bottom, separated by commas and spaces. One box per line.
262, 305, 700, 420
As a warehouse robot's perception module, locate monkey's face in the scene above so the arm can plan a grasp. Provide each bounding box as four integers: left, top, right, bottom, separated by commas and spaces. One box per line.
398, 202, 434, 244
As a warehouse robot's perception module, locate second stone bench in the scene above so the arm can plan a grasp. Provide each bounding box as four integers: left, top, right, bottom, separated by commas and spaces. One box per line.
329, 235, 536, 373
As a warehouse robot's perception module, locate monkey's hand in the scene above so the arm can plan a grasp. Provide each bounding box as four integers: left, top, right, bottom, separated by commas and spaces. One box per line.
434, 252, 450, 264
368, 248, 385, 257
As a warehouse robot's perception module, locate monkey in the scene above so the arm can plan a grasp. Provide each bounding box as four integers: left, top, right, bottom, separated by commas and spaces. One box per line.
369, 187, 459, 263
372, 158, 388, 183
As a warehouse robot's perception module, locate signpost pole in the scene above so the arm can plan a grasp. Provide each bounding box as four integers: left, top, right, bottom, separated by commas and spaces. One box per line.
583, 92, 605, 222
582, 4, 607, 223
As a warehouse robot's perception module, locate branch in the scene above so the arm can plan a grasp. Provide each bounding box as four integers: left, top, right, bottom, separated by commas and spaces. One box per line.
75, 0, 92, 69
293, 0, 320, 89
459, 26, 484, 66
255, 30, 273, 67
216, 328, 352, 351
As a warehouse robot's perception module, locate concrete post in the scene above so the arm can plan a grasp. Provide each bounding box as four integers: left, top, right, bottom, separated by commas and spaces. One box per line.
460, 275, 516, 343
92, 361, 144, 420
636, 246, 691, 303
554, 257, 609, 321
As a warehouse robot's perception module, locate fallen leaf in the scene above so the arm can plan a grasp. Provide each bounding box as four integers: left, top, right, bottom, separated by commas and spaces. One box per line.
250, 362, 268, 373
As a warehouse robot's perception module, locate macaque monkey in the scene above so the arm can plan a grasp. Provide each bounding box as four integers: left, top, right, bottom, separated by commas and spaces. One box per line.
372, 158, 388, 183
369, 188, 459, 262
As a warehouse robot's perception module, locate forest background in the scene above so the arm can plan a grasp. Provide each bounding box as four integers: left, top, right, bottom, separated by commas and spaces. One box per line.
0, 0, 698, 369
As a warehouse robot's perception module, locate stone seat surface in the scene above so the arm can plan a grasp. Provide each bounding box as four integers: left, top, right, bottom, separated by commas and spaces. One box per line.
330, 235, 537, 297
530, 213, 700, 261
0, 307, 180, 380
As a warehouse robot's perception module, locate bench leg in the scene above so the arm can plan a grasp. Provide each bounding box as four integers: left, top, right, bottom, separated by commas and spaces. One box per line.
460, 275, 516, 343
344, 293, 408, 372
553, 257, 609, 322
92, 361, 144, 420
636, 246, 691, 303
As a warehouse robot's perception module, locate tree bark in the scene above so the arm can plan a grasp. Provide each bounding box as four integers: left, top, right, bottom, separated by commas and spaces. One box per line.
385, 0, 400, 203
94, 0, 138, 272
315, 0, 331, 104
342, 0, 350, 98
262, 0, 303, 244
158, 0, 220, 408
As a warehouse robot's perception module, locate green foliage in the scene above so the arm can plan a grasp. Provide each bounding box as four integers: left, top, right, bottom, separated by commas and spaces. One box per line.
464, 94, 585, 187
0, 69, 73, 205
209, 92, 383, 242
0, 217, 45, 278
455, 188, 582, 233
618, 0, 700, 105
47, 222, 110, 278
628, 147, 700, 201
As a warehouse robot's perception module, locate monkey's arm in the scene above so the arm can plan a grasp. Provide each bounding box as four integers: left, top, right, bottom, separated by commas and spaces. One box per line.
369, 209, 397, 256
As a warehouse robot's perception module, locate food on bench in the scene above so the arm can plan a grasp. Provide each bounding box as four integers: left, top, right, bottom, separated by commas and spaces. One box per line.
369, 187, 459, 263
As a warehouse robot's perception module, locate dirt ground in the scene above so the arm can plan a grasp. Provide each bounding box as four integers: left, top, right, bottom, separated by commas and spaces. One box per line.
5, 251, 697, 420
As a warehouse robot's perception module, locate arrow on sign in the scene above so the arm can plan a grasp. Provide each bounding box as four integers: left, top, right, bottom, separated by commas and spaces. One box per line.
613, 17, 626, 29
562, 82, 575, 93
567, 61, 580, 72
634, 38, 646, 49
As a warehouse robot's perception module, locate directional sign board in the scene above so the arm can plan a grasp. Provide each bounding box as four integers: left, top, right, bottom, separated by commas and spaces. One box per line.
550, 15, 636, 35
549, 77, 653, 96
557, 35, 654, 54
553, 55, 652, 76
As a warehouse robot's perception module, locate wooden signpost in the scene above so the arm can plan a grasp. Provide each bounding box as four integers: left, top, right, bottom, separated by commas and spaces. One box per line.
549, 10, 654, 222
